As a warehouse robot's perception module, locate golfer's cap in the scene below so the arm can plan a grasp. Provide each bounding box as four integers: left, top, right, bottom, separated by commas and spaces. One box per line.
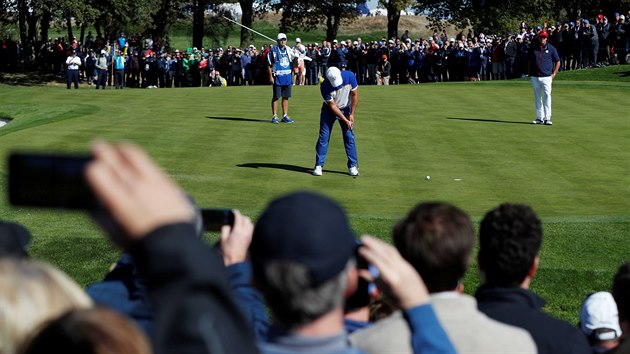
580, 292, 622, 341
296, 37, 301, 43
326, 66, 343, 87
277, 33, 287, 40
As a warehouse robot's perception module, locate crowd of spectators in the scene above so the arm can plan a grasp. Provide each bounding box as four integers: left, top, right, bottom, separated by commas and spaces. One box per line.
1, 140, 629, 354
1, 9, 629, 88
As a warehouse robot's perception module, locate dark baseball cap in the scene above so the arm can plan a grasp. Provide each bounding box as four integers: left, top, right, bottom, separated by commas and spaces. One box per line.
0, 221, 32, 258
251, 191, 356, 286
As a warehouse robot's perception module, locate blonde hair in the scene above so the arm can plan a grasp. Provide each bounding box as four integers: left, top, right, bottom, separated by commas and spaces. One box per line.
0, 259, 92, 354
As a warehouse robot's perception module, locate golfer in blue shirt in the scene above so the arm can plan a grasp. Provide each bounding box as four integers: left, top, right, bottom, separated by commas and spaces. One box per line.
313, 67, 359, 177
528, 30, 560, 125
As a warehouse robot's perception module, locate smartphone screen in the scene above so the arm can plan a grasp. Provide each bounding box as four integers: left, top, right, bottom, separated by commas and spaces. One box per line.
8, 152, 96, 209
201, 208, 234, 231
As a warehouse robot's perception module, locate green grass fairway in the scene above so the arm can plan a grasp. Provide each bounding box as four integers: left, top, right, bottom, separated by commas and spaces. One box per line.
1, 68, 629, 323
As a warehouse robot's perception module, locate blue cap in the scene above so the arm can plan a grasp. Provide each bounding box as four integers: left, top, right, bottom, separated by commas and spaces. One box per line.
615, 12, 620, 17
570, 21, 575, 26
251, 191, 356, 286
582, 19, 589, 24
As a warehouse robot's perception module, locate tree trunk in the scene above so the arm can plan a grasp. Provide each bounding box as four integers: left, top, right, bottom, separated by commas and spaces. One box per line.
192, 0, 207, 49
18, 0, 28, 46
239, 0, 254, 48
326, 13, 342, 42
386, 4, 400, 40
66, 14, 74, 42
40, 10, 52, 42
80, 23, 86, 46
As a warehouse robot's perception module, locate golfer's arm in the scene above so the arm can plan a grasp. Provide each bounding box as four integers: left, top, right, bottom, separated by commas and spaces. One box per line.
350, 89, 358, 118
327, 100, 349, 123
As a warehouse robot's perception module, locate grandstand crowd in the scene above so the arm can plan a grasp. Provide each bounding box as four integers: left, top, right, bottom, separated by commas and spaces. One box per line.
1, 10, 630, 88
0, 140, 629, 354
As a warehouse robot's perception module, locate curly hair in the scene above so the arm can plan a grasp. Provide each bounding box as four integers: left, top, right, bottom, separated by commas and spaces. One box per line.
478, 203, 542, 287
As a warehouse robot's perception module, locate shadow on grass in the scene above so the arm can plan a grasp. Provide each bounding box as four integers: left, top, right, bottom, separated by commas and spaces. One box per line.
447, 117, 532, 125
207, 116, 268, 123
613, 70, 630, 77
238, 163, 348, 176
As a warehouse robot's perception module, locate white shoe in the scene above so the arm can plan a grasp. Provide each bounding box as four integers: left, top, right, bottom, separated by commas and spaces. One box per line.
313, 166, 323, 176
349, 166, 359, 176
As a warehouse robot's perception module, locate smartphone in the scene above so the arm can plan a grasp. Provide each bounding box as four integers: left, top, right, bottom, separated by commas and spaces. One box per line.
201, 208, 234, 231
8, 152, 96, 209
345, 243, 371, 312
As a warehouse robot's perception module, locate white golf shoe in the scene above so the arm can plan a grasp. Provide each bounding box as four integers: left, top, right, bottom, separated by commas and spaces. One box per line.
349, 166, 359, 176
313, 166, 323, 176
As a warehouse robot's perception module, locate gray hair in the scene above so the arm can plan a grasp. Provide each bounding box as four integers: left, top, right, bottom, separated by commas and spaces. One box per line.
256, 260, 352, 329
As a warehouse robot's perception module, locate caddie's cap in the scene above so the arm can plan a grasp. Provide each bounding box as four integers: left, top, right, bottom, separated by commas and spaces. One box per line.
0, 221, 32, 259
580, 292, 622, 341
277, 33, 287, 40
250, 191, 356, 286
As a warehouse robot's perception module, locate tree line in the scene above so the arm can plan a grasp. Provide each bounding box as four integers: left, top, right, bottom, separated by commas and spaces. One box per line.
1, 0, 629, 67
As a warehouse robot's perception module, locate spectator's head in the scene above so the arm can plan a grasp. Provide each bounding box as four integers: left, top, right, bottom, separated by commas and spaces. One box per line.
21, 307, 151, 354
393, 202, 474, 293
0, 259, 92, 354
613, 262, 630, 336
250, 191, 357, 329
0, 221, 32, 259
478, 203, 542, 288
579, 292, 622, 349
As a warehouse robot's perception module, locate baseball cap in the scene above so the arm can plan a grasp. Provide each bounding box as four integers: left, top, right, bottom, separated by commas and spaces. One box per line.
582, 19, 589, 24
538, 30, 549, 38
296, 37, 301, 43
250, 191, 356, 286
570, 21, 575, 26
333, 39, 338, 43
580, 292, 622, 341
0, 221, 32, 259
326, 66, 343, 87
277, 33, 287, 40
598, 14, 604, 19
388, 39, 394, 44
516, 34, 523, 39
621, 15, 626, 20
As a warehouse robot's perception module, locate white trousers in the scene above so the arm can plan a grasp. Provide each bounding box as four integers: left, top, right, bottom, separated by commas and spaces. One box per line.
531, 76, 553, 121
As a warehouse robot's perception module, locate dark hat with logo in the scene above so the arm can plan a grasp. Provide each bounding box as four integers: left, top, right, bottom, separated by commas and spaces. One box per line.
0, 221, 32, 259
251, 191, 356, 286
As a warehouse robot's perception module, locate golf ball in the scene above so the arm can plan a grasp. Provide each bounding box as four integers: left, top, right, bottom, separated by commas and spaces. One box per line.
425, 176, 431, 180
